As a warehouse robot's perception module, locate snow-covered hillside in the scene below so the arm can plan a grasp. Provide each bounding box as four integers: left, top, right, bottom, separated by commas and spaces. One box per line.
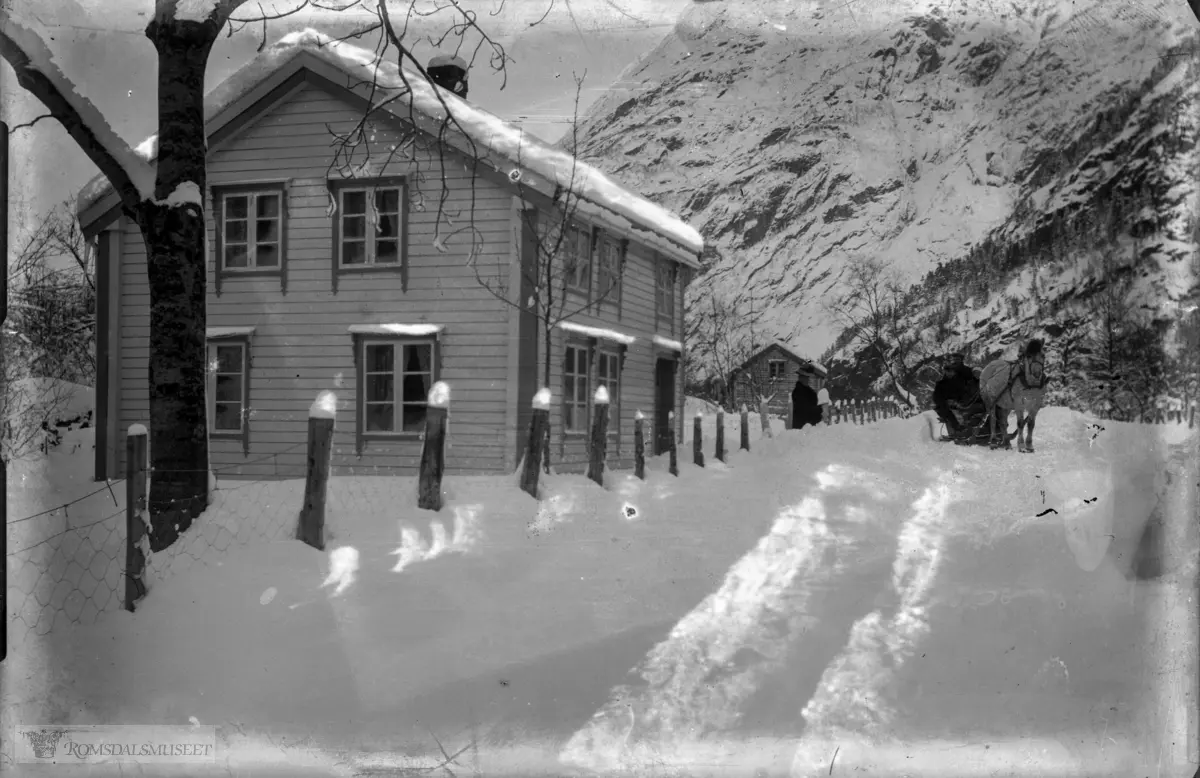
567, 0, 1199, 367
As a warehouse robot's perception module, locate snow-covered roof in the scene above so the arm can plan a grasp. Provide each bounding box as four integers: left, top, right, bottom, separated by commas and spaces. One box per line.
737, 342, 827, 376
76, 29, 703, 263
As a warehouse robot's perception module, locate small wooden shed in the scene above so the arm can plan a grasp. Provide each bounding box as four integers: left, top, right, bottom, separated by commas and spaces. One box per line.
729, 342, 827, 423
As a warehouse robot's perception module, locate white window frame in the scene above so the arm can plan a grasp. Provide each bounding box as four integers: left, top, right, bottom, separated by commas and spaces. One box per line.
219, 190, 283, 271
563, 342, 590, 434
207, 340, 248, 435
596, 347, 622, 440
337, 184, 405, 268
358, 337, 437, 437
563, 223, 593, 296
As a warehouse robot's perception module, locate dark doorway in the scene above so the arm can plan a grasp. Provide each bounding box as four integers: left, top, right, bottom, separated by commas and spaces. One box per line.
654, 358, 676, 454
791, 380, 820, 429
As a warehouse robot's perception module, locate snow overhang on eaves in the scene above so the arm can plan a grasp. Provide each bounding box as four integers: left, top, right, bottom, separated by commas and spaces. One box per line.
76, 33, 705, 267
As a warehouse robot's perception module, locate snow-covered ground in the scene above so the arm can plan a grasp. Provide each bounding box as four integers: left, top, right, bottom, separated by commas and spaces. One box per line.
3, 402, 1196, 777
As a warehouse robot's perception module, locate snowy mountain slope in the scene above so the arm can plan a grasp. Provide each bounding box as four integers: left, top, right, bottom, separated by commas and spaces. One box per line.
566, 0, 1199, 368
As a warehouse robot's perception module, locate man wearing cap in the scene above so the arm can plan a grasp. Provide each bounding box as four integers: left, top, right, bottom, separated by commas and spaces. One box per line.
933, 352, 982, 440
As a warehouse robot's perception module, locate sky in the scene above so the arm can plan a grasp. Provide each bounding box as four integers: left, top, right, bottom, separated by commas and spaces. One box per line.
2, 0, 692, 249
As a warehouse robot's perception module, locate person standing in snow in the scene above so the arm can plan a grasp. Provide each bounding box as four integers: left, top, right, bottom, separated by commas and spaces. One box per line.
817, 387, 832, 425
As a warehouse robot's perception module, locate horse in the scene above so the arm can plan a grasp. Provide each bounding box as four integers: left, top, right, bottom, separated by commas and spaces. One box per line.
977, 338, 1049, 453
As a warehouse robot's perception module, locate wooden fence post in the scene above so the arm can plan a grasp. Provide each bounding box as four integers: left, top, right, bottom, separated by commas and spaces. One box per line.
739, 404, 750, 451
759, 397, 773, 439
1190, 402, 1196, 429
715, 408, 726, 462
834, 401, 841, 424
586, 386, 610, 486
668, 411, 679, 476
418, 382, 450, 511
634, 410, 646, 480
124, 425, 148, 612
298, 391, 336, 550
693, 412, 705, 468
521, 389, 551, 498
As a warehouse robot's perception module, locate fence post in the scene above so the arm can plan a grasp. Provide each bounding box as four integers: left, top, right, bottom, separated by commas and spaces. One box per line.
1190, 402, 1196, 429
693, 411, 705, 468
715, 408, 726, 462
634, 410, 646, 480
125, 425, 149, 612
297, 391, 336, 550
418, 382, 451, 511
759, 397, 773, 439
587, 386, 610, 486
521, 389, 551, 498
739, 404, 750, 451
668, 411, 679, 476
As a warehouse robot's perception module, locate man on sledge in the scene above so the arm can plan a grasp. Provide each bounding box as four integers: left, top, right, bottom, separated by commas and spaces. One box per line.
933, 353, 992, 442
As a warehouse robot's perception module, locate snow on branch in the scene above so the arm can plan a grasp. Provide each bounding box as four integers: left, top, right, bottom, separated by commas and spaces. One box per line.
0, 13, 156, 208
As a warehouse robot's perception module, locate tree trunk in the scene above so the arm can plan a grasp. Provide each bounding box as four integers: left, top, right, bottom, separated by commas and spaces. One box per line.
138, 18, 215, 551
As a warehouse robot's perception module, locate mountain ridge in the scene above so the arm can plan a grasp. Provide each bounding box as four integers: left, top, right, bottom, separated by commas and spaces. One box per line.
567, 0, 1199, 405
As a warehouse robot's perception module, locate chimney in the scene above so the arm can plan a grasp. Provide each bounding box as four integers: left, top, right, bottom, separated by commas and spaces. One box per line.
427, 54, 469, 100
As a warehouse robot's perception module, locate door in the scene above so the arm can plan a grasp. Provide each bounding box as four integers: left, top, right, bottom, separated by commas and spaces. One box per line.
654, 358, 676, 454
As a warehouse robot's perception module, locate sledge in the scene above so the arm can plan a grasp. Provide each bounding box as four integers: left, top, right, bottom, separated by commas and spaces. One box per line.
931, 403, 1018, 448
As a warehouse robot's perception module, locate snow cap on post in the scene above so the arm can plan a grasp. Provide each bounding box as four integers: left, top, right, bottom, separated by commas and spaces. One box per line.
127, 423, 148, 437
695, 409, 703, 418
532, 388, 551, 410
428, 381, 451, 409
635, 410, 644, 420
310, 391, 337, 419
594, 386, 609, 405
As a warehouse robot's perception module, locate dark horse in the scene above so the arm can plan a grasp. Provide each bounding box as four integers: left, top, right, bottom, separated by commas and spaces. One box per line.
978, 338, 1049, 452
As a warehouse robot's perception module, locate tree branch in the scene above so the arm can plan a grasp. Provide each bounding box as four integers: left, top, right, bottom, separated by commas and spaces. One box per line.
0, 18, 154, 212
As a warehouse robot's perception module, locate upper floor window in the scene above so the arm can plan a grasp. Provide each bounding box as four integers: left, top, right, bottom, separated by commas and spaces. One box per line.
214, 186, 287, 279
562, 223, 592, 296
331, 177, 409, 292
596, 235, 623, 305
656, 258, 677, 328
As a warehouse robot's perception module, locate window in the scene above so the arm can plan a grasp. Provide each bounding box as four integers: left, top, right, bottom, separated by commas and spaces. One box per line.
596, 235, 623, 305
358, 339, 435, 435
563, 344, 589, 433
596, 349, 621, 438
656, 258, 676, 328
206, 339, 249, 438
768, 359, 786, 380
563, 223, 592, 295
216, 189, 284, 271
330, 177, 409, 293
338, 186, 403, 266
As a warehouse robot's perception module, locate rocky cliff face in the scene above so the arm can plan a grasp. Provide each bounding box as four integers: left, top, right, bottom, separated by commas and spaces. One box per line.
568, 0, 1199, 377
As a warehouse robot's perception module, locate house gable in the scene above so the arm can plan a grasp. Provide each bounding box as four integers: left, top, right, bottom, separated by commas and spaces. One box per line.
79, 46, 701, 266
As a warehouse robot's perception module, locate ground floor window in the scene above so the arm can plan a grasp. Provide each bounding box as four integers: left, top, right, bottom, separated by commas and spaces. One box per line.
207, 339, 249, 436
358, 338, 436, 435
563, 343, 589, 433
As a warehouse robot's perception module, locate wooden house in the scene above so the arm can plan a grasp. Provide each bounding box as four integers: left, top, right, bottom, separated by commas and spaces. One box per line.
78, 30, 702, 480
729, 343, 827, 424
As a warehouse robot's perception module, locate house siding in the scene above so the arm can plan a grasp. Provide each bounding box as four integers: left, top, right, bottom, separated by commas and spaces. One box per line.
524, 210, 688, 474
115, 82, 515, 477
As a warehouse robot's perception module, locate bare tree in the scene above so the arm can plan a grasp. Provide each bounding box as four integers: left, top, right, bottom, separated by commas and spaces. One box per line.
686, 292, 778, 412
824, 255, 928, 410
467, 71, 628, 464
1, 0, 544, 549
2, 203, 95, 462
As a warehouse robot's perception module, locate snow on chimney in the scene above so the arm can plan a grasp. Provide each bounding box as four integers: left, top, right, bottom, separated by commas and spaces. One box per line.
427, 54, 469, 100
